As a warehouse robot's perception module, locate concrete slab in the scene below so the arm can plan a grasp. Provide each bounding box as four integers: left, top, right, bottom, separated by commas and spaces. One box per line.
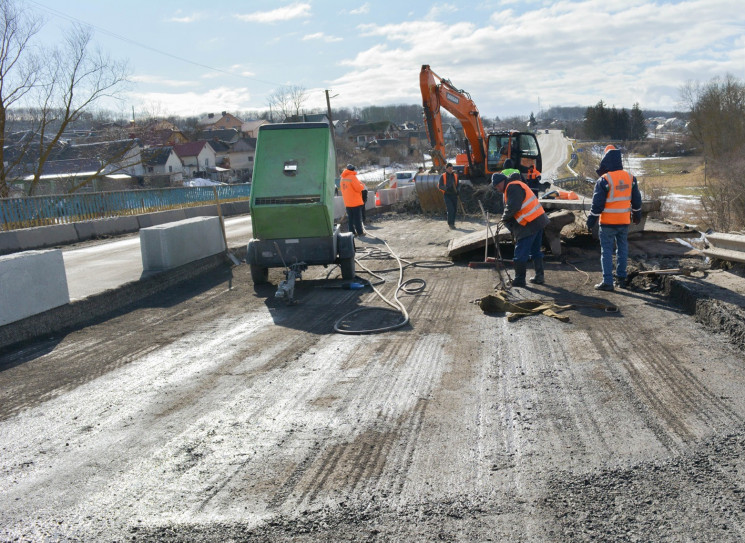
15, 224, 79, 250
0, 231, 21, 255
0, 249, 70, 326
140, 216, 226, 271
137, 209, 188, 229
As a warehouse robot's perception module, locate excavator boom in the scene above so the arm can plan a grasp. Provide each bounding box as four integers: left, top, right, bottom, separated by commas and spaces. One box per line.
420, 65, 487, 177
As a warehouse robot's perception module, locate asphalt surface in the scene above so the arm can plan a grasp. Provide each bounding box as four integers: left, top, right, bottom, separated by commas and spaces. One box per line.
3, 212, 745, 542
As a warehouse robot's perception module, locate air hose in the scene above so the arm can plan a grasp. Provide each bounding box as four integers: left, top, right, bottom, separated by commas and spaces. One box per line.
332, 231, 452, 334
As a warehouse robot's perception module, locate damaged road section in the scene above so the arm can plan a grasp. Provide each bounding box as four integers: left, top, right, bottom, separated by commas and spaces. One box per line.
3, 216, 745, 542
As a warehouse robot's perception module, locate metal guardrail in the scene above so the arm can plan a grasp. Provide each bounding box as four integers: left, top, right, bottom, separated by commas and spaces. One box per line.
0, 184, 251, 231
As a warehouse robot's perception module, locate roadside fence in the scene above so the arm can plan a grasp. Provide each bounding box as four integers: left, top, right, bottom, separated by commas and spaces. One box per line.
1, 184, 251, 232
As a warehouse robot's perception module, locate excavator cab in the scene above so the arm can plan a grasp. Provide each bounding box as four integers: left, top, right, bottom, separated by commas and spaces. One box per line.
487, 132, 542, 175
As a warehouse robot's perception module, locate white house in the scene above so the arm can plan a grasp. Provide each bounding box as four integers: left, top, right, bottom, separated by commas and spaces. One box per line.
173, 141, 217, 178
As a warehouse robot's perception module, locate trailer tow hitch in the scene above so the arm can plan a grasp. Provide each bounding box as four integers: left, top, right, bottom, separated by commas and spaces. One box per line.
275, 262, 307, 304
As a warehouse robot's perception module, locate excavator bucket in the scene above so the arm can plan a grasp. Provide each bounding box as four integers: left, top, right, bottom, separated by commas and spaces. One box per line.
415, 174, 446, 212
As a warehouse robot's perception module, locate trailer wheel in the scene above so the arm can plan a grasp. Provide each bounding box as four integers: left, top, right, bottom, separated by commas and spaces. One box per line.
250, 264, 269, 284
340, 256, 355, 280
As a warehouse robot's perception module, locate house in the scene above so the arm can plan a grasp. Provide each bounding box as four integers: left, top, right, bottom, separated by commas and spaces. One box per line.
241, 119, 271, 138
346, 121, 398, 147
197, 128, 241, 145
198, 111, 243, 131
173, 141, 217, 178
141, 146, 183, 187
138, 120, 189, 147
227, 137, 257, 182
12, 139, 145, 194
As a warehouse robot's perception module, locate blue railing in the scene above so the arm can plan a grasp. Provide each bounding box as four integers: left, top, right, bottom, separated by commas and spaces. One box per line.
0, 184, 251, 231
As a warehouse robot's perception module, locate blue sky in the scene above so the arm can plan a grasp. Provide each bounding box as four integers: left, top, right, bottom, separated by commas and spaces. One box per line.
26, 0, 745, 120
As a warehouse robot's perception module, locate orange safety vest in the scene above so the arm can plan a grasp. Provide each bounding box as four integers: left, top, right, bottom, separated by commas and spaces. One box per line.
600, 170, 633, 225
340, 170, 365, 207
439, 171, 459, 193
506, 180, 546, 226
526, 168, 541, 180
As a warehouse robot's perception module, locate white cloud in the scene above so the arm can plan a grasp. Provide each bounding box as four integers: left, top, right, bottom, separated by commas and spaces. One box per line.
128, 87, 253, 117
350, 3, 371, 15
303, 32, 343, 43
423, 3, 459, 21
235, 3, 311, 23
167, 12, 202, 24
131, 75, 194, 88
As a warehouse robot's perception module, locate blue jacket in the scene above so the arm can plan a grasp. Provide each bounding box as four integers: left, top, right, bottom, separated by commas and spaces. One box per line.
587, 149, 642, 228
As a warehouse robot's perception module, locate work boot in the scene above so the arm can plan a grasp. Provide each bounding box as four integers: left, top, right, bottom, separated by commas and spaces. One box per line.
594, 282, 614, 292
614, 276, 628, 289
512, 262, 527, 287
529, 259, 545, 284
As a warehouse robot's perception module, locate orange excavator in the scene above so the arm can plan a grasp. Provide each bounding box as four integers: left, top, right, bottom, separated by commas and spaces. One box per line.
419, 64, 542, 184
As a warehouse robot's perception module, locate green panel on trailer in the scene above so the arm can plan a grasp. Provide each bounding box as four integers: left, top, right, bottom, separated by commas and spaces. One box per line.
250, 122, 336, 240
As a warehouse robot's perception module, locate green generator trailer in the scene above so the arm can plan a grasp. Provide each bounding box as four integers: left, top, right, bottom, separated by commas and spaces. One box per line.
247, 122, 356, 297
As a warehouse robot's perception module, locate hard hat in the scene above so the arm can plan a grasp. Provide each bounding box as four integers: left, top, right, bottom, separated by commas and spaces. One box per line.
346, 164, 356, 171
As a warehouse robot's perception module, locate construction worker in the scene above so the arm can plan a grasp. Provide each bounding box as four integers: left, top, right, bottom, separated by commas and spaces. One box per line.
525, 164, 551, 197
501, 159, 522, 181
438, 162, 459, 229
586, 145, 643, 291
340, 164, 366, 237
492, 171, 549, 287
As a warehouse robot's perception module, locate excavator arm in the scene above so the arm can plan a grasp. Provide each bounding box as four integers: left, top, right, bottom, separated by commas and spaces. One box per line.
420, 64, 487, 177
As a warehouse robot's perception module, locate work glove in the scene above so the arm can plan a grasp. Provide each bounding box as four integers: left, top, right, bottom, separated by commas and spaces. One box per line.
632, 212, 642, 225
586, 215, 598, 230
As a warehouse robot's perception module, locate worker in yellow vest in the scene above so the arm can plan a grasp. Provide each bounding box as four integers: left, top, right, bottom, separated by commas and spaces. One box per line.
492, 171, 550, 287
586, 145, 643, 291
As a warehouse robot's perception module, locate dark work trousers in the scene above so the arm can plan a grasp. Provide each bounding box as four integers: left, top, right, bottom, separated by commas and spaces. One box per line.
346, 205, 364, 236
444, 192, 458, 227
361, 189, 368, 223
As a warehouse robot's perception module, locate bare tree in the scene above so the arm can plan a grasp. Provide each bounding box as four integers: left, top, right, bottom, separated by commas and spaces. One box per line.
266, 86, 291, 121
289, 84, 307, 117
0, 1, 129, 197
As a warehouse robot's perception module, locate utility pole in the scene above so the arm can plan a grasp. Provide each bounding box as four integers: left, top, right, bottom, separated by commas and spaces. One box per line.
325, 89, 339, 172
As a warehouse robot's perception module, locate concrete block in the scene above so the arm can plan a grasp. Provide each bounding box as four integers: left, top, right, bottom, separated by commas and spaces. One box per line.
231, 200, 251, 215
14, 224, 80, 250
396, 185, 416, 200
94, 216, 140, 237
73, 221, 97, 242
333, 196, 346, 220
0, 250, 70, 326
0, 231, 21, 255
183, 205, 218, 219
378, 189, 397, 206
137, 209, 188, 229
140, 216, 226, 271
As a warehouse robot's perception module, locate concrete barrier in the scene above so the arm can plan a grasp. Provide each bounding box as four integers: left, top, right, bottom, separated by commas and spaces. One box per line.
333, 196, 346, 220
14, 224, 79, 251
137, 209, 188, 229
0, 231, 21, 254
377, 189, 397, 206
140, 216, 226, 271
0, 249, 70, 326
396, 185, 416, 200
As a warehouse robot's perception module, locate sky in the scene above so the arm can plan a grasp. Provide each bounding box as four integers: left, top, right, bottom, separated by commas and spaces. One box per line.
23, 0, 745, 121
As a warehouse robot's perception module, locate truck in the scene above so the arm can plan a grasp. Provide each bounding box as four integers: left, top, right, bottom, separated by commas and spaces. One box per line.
246, 122, 356, 302
419, 64, 542, 184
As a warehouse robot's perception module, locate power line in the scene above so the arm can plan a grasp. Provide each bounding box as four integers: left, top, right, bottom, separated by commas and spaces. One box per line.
27, 0, 281, 88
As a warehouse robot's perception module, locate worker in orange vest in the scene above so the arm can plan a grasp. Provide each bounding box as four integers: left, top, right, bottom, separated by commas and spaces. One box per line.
438, 163, 459, 229
492, 171, 550, 287
586, 145, 642, 291
340, 164, 366, 237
